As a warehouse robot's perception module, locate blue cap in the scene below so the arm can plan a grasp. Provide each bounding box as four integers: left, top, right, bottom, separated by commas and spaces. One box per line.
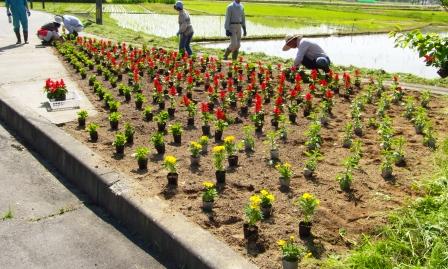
174, 1, 183, 10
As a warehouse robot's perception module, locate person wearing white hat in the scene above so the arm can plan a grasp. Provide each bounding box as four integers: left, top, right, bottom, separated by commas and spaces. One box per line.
283, 35, 331, 72
223, 0, 246, 60
58, 15, 84, 38
174, 1, 194, 56
36, 16, 62, 45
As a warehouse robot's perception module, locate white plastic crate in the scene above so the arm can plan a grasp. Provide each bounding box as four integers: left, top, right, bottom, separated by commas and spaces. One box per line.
48, 91, 81, 111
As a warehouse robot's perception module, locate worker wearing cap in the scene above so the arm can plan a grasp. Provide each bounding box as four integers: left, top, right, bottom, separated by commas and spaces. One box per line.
36, 16, 62, 45
283, 35, 331, 73
5, 0, 31, 44
174, 1, 194, 56
223, 0, 246, 60
58, 15, 84, 37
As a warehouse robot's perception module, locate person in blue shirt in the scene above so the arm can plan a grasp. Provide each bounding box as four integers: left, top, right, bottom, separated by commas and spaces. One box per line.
5, 0, 31, 44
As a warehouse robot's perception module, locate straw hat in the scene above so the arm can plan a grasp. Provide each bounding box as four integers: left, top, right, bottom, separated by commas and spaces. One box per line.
54, 16, 63, 24
282, 34, 302, 51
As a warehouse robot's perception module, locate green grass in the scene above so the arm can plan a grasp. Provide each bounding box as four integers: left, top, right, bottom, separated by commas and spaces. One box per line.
319, 139, 448, 269
1, 207, 13, 221
31, 2, 94, 14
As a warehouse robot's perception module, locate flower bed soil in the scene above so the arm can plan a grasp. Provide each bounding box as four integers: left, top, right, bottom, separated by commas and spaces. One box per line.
56, 41, 448, 269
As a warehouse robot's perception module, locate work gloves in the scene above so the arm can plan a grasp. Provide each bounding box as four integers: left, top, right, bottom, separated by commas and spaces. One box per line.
26, 10, 31, 16
225, 30, 232, 37
242, 26, 247, 37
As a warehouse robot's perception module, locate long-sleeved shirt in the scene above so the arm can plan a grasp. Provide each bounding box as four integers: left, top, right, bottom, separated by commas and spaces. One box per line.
294, 39, 327, 67
5, 0, 27, 15
178, 9, 193, 35
63, 15, 83, 33
224, 1, 246, 31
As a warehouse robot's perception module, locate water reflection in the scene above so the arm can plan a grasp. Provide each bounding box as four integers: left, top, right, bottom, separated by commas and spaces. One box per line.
201, 34, 445, 79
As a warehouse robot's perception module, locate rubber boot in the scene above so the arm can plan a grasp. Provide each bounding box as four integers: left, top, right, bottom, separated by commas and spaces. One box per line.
23, 31, 28, 44
223, 48, 231, 60
232, 50, 239, 61
14, 30, 21, 44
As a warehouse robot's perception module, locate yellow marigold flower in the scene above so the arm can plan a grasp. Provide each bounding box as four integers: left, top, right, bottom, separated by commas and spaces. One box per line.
212, 145, 225, 153
250, 194, 261, 206
316, 199, 321, 205
305, 252, 313, 258
275, 164, 281, 169
190, 141, 202, 149
267, 194, 275, 202
302, 193, 313, 200
277, 240, 286, 247
164, 155, 177, 165
260, 189, 269, 196
290, 235, 295, 241
284, 162, 291, 168
224, 135, 235, 143
249, 204, 260, 210
199, 136, 209, 143
203, 181, 215, 189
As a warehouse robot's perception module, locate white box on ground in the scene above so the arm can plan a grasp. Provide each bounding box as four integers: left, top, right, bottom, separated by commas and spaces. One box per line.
48, 91, 81, 111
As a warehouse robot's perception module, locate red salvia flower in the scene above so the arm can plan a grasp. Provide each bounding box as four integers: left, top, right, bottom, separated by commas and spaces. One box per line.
311, 69, 318, 81
305, 92, 313, 102
273, 106, 281, 116
215, 108, 225, 120
201, 102, 209, 113
309, 84, 316, 92
320, 79, 328, 87
325, 89, 334, 99
182, 96, 191, 106
169, 86, 177, 96
255, 93, 262, 113
275, 96, 283, 106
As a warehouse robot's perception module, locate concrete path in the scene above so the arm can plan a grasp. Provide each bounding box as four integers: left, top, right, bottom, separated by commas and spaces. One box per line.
0, 7, 96, 124
0, 120, 170, 269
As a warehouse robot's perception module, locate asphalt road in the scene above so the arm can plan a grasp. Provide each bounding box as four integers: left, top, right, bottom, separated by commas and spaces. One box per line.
0, 121, 170, 269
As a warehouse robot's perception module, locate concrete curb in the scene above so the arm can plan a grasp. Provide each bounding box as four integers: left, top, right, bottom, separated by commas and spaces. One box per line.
0, 93, 258, 269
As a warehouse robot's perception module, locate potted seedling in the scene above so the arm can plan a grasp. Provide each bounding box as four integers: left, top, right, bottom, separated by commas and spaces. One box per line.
89, 75, 97, 86
108, 100, 120, 113
278, 114, 289, 140
183, 96, 197, 126
304, 121, 322, 152
243, 195, 263, 244
420, 90, 431, 108
337, 169, 353, 191
199, 135, 209, 154
135, 93, 146, 110
189, 141, 202, 166
123, 86, 132, 102
213, 145, 226, 184
113, 132, 126, 155
413, 107, 428, 135
243, 125, 255, 152
303, 92, 313, 117
423, 126, 437, 150
276, 162, 293, 189
154, 111, 169, 132
259, 189, 275, 218
108, 112, 122, 130
296, 192, 320, 238
151, 132, 165, 155
168, 87, 176, 117
169, 122, 183, 144
303, 150, 321, 179
214, 108, 228, 142
134, 146, 149, 170
202, 181, 218, 212
124, 122, 135, 144
224, 135, 238, 167
77, 109, 88, 127
265, 130, 280, 160
278, 236, 304, 269
80, 68, 87, 79
163, 155, 178, 186
143, 105, 153, 121
86, 123, 99, 142
287, 102, 299, 124
403, 96, 416, 120
343, 122, 354, 148
200, 103, 212, 136
381, 150, 394, 179
392, 136, 406, 166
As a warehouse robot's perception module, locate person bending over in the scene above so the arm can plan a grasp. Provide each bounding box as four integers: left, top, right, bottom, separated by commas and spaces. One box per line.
283, 35, 331, 73
37, 16, 62, 45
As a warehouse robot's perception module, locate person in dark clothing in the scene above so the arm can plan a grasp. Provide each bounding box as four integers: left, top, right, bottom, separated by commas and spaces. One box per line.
36, 16, 62, 45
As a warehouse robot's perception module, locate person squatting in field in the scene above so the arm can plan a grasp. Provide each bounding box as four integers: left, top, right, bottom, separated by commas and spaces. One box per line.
5, 0, 31, 44
174, 1, 194, 57
223, 0, 247, 60
37, 16, 62, 45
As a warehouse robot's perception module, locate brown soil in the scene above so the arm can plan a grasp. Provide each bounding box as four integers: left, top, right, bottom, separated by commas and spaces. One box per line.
57, 50, 448, 269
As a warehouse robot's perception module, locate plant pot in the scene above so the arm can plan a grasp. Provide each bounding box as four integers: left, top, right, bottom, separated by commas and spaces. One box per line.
110, 121, 119, 130
339, 176, 351, 191
135, 101, 143, 110
125, 94, 131, 102
126, 134, 134, 145
202, 200, 214, 212
176, 86, 183, 95
243, 223, 259, 241
261, 204, 272, 218
187, 117, 195, 126
270, 149, 279, 160
202, 125, 211, 136
438, 68, 448, 78
354, 127, 363, 137
155, 144, 165, 155
228, 155, 239, 167
158, 102, 165, 110
240, 106, 248, 116
208, 102, 215, 111
186, 92, 193, 99
157, 122, 166, 132
215, 170, 226, 184
173, 134, 182, 144
167, 172, 178, 186
145, 112, 153, 121
230, 101, 237, 108
288, 113, 297, 124
271, 119, 279, 129
279, 177, 290, 188
90, 131, 98, 142
255, 123, 263, 133
214, 130, 223, 143
282, 259, 299, 269
168, 108, 175, 117
303, 109, 311, 118
115, 145, 124, 155
395, 155, 406, 167
201, 144, 208, 155
190, 155, 200, 166
303, 167, 314, 179
138, 158, 148, 170
299, 221, 312, 238
78, 118, 86, 127
382, 167, 393, 179
342, 139, 352, 149
415, 125, 424, 135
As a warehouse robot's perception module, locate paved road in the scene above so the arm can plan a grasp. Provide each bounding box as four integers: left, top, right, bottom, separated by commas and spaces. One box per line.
0, 121, 170, 269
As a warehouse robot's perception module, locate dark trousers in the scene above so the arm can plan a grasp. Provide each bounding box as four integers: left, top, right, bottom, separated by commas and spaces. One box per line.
302, 56, 331, 72
179, 32, 194, 56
